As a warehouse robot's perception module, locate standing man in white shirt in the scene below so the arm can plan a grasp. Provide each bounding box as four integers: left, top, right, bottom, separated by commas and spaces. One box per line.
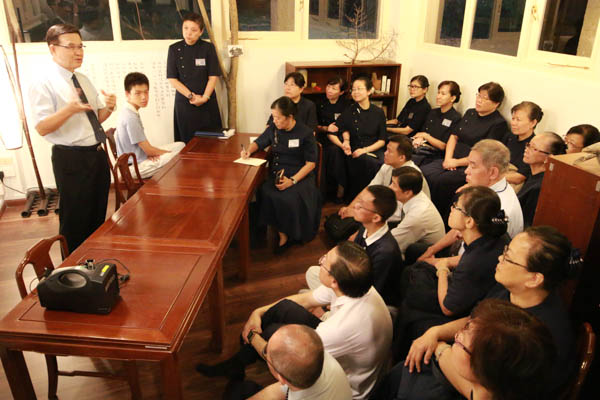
197, 241, 392, 400
29, 24, 116, 252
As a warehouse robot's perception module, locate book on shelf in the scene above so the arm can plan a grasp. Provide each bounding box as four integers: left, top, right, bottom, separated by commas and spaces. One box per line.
385, 78, 391, 93
381, 75, 388, 93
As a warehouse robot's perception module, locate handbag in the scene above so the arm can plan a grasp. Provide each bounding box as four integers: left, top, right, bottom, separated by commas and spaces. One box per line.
324, 213, 360, 242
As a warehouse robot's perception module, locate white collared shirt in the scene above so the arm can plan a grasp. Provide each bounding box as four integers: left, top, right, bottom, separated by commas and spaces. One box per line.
362, 223, 389, 247
28, 62, 105, 146
390, 191, 445, 255
490, 177, 523, 238
312, 286, 392, 400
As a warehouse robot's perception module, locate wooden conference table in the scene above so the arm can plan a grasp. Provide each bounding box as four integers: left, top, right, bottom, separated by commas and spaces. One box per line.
0, 134, 267, 399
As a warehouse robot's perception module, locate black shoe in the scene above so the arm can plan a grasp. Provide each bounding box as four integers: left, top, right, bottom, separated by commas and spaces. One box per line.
274, 239, 293, 255
195, 356, 245, 380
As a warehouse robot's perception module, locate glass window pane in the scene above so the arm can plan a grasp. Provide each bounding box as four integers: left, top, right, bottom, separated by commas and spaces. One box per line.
309, 0, 379, 39
538, 0, 598, 57
436, 0, 466, 47
470, 0, 525, 56
238, 0, 294, 32
7, 0, 113, 42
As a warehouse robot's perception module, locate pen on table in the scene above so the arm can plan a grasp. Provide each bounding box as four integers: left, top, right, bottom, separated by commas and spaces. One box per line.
241, 144, 246, 154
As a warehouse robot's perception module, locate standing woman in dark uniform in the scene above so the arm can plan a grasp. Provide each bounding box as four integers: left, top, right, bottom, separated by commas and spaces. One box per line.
386, 75, 431, 136
421, 82, 508, 224
327, 75, 387, 201
411, 80, 462, 166
167, 12, 222, 143
242, 97, 321, 254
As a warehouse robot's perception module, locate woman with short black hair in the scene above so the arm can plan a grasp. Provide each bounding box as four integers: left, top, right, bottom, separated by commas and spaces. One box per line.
387, 75, 431, 136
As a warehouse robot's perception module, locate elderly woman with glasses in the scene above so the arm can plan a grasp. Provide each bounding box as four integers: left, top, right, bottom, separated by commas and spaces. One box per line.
400, 225, 578, 399
421, 82, 508, 225
386, 75, 431, 137
372, 298, 556, 400
327, 75, 388, 201
518, 132, 566, 227
564, 124, 600, 154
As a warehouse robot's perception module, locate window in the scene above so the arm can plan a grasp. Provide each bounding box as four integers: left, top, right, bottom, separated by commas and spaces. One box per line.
238, 0, 294, 32
469, 0, 525, 56
7, 0, 113, 42
538, 0, 598, 57
119, 0, 211, 41
309, 0, 379, 39
436, 0, 467, 47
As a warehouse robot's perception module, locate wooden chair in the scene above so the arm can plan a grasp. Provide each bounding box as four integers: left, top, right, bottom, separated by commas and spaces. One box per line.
104, 127, 118, 161
560, 322, 596, 400
315, 141, 323, 188
16, 235, 141, 400
113, 152, 145, 211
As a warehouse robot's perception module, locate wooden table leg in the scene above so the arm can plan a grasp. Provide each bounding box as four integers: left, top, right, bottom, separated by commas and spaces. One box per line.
237, 208, 250, 281
160, 353, 182, 400
0, 346, 37, 400
208, 263, 225, 353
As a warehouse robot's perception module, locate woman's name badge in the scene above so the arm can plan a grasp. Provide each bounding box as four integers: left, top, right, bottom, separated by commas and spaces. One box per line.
408, 112, 414, 119
442, 118, 452, 127
195, 58, 206, 66
288, 139, 300, 148
334, 113, 341, 120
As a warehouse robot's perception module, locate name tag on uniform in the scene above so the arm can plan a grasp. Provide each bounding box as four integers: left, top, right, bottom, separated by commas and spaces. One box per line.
288, 139, 299, 148
195, 58, 206, 66
408, 112, 414, 119
442, 118, 452, 127
334, 113, 341, 120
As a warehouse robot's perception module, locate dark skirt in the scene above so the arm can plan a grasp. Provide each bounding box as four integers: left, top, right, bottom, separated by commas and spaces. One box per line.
420, 159, 466, 225
257, 175, 322, 242
173, 96, 222, 143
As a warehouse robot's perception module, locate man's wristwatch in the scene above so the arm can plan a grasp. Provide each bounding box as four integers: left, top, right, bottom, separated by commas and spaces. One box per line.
187, 92, 194, 100
247, 330, 257, 344
291, 177, 297, 185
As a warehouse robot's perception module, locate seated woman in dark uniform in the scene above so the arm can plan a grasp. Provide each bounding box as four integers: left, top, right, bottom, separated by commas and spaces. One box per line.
372, 299, 555, 400
421, 82, 508, 224
519, 132, 566, 227
399, 186, 508, 339
167, 12, 222, 143
564, 123, 600, 154
326, 75, 387, 201
401, 225, 579, 398
267, 72, 317, 133
411, 80, 462, 166
503, 101, 543, 189
387, 75, 431, 136
242, 97, 321, 254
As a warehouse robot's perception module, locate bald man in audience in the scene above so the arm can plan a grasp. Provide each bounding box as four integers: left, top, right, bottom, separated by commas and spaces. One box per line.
197, 241, 392, 400
409, 139, 522, 266
224, 325, 352, 400
339, 134, 429, 222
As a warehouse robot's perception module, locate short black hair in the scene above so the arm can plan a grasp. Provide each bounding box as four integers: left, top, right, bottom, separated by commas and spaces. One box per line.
410, 75, 429, 88
392, 166, 423, 195
438, 80, 461, 103
284, 72, 306, 88
327, 75, 347, 92
124, 72, 149, 92
388, 135, 413, 161
352, 74, 373, 91
541, 132, 567, 155
511, 101, 544, 125
329, 241, 372, 298
366, 185, 397, 221
567, 124, 600, 147
182, 12, 204, 30
271, 96, 298, 118
478, 82, 505, 104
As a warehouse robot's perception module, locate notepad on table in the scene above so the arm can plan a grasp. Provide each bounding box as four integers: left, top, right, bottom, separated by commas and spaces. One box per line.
234, 157, 267, 166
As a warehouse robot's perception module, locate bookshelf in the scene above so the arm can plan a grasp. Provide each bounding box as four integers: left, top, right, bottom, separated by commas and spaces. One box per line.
285, 61, 402, 119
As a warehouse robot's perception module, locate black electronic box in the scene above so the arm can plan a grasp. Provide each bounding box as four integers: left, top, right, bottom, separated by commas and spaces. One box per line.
37, 262, 120, 314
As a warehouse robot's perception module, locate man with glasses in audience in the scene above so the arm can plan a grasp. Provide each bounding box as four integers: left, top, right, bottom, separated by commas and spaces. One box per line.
197, 241, 392, 400
223, 325, 351, 400
29, 24, 116, 252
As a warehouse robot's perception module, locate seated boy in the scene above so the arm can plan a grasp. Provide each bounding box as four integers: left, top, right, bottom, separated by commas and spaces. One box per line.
116, 72, 184, 178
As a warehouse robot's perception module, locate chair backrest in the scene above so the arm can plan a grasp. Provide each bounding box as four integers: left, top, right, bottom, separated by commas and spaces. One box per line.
315, 141, 323, 188
16, 235, 69, 299
113, 152, 144, 210
105, 128, 118, 160
560, 322, 596, 400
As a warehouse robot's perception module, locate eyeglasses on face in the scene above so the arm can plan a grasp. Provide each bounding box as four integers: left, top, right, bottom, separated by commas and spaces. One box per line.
564, 138, 583, 149
475, 92, 490, 101
53, 43, 85, 51
355, 200, 379, 215
451, 201, 469, 216
454, 322, 473, 356
525, 142, 551, 155
351, 87, 368, 93
501, 245, 528, 269
407, 84, 423, 89
319, 254, 332, 275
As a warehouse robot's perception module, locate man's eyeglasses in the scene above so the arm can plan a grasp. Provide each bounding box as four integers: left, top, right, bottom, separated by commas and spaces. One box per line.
501, 245, 528, 269
355, 200, 379, 215
262, 344, 296, 385
53, 44, 86, 51
525, 142, 551, 155
451, 202, 469, 216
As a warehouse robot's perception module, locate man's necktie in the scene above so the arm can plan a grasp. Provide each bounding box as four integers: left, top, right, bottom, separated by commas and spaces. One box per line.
71, 74, 106, 143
